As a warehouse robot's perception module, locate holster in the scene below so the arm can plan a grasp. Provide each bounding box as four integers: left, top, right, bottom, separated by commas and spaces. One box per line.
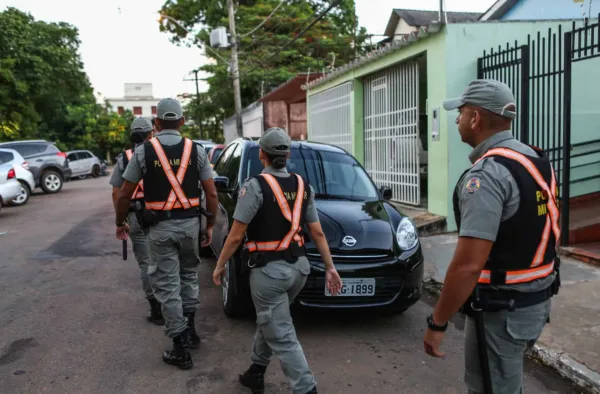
241, 242, 305, 273
130, 200, 151, 234
551, 256, 561, 296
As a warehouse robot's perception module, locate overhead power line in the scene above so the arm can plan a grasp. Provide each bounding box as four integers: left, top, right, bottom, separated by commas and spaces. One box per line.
240, 0, 287, 38
237, 0, 342, 80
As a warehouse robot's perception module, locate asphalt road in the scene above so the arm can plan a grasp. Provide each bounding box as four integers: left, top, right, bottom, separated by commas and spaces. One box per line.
0, 176, 578, 394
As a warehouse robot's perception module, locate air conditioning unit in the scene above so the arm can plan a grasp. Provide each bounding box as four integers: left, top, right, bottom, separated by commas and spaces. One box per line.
210, 27, 229, 48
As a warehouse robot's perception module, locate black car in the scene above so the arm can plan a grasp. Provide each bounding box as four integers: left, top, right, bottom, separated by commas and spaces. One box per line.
0, 140, 72, 194
209, 138, 424, 317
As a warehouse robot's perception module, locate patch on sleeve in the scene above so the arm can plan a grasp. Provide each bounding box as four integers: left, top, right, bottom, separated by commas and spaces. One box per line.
465, 177, 481, 194
239, 186, 247, 199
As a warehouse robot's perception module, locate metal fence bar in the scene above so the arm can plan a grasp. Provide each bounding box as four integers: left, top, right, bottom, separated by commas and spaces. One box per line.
363, 60, 420, 205
562, 30, 573, 246
308, 82, 353, 154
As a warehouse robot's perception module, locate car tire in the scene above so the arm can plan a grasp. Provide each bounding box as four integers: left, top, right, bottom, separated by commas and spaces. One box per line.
40, 170, 63, 194
91, 165, 101, 178
222, 255, 252, 318
10, 181, 31, 206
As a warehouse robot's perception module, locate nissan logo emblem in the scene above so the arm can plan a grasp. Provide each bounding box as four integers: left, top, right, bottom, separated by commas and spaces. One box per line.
342, 236, 357, 247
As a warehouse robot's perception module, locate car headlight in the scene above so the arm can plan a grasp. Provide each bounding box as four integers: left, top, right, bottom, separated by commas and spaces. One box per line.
396, 217, 418, 250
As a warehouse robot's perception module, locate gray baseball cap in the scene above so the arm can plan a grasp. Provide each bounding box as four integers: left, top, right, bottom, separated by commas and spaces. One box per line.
443, 79, 517, 119
130, 117, 153, 134
259, 127, 291, 155
156, 98, 183, 120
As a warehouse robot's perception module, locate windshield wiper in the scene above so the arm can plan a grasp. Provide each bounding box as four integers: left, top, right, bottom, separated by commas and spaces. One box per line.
314, 193, 362, 202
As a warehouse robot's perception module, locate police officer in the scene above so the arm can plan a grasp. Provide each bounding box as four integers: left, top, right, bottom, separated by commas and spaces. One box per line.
110, 116, 164, 325
114, 98, 218, 370
212, 127, 342, 394
423, 79, 560, 394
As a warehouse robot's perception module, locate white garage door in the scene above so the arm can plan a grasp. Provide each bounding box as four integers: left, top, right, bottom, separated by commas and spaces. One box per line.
308, 82, 353, 154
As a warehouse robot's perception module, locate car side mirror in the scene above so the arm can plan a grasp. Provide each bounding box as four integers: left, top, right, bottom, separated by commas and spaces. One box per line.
214, 176, 232, 193
380, 186, 392, 201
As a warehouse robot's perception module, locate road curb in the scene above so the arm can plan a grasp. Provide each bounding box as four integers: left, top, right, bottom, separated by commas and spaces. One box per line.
527, 345, 600, 394
422, 278, 600, 394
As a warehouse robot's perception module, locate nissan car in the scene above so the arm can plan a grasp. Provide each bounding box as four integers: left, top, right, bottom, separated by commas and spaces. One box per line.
209, 138, 424, 318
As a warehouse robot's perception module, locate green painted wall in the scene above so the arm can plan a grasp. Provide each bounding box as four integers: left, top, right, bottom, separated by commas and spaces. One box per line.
443, 20, 597, 231
307, 30, 449, 217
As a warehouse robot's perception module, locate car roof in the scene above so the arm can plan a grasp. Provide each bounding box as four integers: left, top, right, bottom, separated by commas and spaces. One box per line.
0, 140, 49, 145
238, 138, 350, 155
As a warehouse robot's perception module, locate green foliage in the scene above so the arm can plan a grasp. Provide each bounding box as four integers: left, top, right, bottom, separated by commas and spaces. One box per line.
0, 7, 134, 160
159, 0, 368, 134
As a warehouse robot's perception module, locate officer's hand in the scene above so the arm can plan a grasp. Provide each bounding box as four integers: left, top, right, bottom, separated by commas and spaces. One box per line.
213, 264, 226, 286
201, 225, 213, 247
116, 224, 130, 240
424, 328, 446, 358
325, 267, 342, 296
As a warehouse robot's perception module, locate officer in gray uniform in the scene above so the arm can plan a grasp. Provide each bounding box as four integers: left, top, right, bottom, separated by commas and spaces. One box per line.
424, 79, 560, 394
114, 98, 218, 370
110, 116, 164, 325
212, 128, 342, 394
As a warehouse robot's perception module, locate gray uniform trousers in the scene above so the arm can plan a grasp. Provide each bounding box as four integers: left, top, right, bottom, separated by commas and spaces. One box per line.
249, 258, 316, 394
127, 212, 153, 299
464, 298, 551, 394
147, 217, 201, 338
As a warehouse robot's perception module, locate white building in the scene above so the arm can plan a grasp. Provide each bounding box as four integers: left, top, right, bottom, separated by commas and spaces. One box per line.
106, 83, 165, 117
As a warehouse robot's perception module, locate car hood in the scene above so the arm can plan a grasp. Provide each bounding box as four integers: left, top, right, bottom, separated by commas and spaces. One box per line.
304, 199, 395, 253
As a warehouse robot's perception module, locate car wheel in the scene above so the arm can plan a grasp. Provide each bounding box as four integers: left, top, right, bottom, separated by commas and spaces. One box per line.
91, 165, 101, 178
40, 170, 63, 194
10, 181, 31, 206
222, 256, 251, 318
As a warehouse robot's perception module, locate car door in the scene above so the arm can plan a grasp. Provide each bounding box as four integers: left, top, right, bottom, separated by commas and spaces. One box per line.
211, 143, 241, 257
79, 151, 93, 174
13, 144, 45, 180
67, 152, 83, 176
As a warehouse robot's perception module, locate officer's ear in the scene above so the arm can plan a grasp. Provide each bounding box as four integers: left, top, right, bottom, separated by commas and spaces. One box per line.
179, 117, 185, 127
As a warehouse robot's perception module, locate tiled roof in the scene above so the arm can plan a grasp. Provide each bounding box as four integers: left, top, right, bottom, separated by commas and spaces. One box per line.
304, 22, 443, 91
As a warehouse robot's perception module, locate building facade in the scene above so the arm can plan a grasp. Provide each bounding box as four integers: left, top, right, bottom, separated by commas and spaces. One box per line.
106, 83, 165, 118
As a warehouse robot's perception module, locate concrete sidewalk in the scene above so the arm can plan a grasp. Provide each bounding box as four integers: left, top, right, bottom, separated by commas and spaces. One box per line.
421, 233, 600, 394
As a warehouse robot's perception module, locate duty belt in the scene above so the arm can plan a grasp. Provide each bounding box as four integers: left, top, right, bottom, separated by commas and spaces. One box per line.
153, 208, 198, 223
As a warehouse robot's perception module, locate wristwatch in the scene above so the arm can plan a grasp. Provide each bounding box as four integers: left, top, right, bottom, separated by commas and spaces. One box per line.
116, 220, 126, 227
427, 314, 448, 332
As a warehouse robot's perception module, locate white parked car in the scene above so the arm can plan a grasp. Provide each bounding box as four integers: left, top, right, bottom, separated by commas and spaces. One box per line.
0, 163, 22, 211
0, 148, 35, 206
66, 150, 102, 178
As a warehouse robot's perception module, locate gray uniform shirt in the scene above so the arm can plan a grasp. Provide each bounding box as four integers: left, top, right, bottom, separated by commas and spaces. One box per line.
233, 165, 317, 274
456, 130, 556, 293
122, 130, 213, 184
109, 149, 135, 188
233, 166, 319, 224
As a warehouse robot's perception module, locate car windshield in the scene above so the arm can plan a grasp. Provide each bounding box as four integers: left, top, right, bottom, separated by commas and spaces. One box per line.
245, 146, 380, 202
210, 148, 224, 164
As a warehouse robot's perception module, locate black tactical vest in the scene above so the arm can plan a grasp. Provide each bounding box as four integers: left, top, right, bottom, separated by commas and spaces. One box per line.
453, 147, 558, 285
142, 138, 199, 210
122, 149, 145, 201
246, 173, 311, 250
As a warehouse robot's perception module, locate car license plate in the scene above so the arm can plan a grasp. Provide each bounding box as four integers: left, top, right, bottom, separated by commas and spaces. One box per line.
325, 278, 375, 296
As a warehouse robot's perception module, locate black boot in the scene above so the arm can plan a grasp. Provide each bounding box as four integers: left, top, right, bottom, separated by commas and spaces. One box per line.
147, 297, 165, 325
183, 311, 200, 349
305, 387, 317, 394
162, 333, 193, 370
239, 363, 266, 394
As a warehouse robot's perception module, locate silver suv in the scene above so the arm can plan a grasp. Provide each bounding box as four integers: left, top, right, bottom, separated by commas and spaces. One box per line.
0, 140, 71, 194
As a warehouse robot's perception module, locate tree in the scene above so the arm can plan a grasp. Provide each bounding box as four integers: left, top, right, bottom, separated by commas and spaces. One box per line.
0, 7, 133, 159
159, 0, 367, 132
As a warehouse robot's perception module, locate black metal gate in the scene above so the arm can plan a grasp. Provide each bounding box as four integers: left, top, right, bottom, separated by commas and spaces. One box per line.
477, 16, 600, 246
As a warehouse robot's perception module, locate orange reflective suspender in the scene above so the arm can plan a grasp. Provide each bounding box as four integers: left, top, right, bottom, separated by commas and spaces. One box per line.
125, 149, 144, 199
473, 148, 560, 285
244, 173, 305, 252
144, 138, 200, 211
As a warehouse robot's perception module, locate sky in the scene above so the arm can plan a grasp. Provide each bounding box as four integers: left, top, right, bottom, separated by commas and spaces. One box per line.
2, 0, 496, 100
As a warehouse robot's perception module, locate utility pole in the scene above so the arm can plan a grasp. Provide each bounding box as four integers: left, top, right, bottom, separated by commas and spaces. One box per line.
183, 69, 204, 140
227, 0, 244, 138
